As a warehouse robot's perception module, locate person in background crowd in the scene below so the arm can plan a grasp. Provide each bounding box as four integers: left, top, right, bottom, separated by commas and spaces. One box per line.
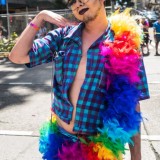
36, 21, 47, 38
0, 27, 5, 40
140, 17, 150, 55
27, 17, 33, 25
8, 0, 150, 159
153, 16, 160, 56
0, 19, 7, 37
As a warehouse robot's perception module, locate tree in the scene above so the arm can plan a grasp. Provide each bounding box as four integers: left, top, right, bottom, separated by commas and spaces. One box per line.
53, 0, 66, 9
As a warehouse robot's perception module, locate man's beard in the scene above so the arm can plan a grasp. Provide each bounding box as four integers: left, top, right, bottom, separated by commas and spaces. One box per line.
83, 5, 101, 23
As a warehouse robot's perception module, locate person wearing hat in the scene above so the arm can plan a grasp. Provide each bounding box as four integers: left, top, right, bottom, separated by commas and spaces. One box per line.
9, 0, 149, 159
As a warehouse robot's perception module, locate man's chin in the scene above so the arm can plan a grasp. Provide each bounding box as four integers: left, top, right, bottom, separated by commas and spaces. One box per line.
75, 15, 95, 24
83, 17, 97, 24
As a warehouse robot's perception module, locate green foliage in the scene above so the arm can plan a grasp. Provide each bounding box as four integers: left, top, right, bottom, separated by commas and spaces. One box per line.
0, 32, 18, 52
53, 0, 67, 9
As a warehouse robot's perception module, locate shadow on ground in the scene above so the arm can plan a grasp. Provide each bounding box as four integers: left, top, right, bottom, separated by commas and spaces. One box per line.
0, 58, 54, 110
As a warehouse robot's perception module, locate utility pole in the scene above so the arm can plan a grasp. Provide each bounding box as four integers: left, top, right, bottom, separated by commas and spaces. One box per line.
111, 0, 114, 12
6, 0, 10, 37
134, 0, 137, 9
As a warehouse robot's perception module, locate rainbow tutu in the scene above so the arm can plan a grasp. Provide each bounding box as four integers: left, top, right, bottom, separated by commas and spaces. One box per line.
39, 117, 123, 160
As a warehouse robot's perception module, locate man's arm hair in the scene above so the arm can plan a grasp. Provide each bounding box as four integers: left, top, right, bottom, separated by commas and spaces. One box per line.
9, 10, 71, 64
8, 14, 43, 64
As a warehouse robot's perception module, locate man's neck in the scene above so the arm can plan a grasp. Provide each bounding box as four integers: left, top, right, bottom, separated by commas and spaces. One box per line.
84, 14, 108, 35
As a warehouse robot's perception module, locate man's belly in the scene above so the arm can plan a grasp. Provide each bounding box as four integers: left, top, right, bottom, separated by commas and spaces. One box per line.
55, 115, 76, 134
56, 56, 86, 134
56, 78, 85, 134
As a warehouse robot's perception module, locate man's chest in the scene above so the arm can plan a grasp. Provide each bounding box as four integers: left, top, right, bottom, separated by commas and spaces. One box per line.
55, 44, 104, 90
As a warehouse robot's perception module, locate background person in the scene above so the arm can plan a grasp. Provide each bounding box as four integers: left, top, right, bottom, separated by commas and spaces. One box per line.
0, 27, 5, 40
140, 17, 150, 55
36, 21, 47, 38
153, 16, 160, 56
27, 17, 33, 25
0, 19, 7, 37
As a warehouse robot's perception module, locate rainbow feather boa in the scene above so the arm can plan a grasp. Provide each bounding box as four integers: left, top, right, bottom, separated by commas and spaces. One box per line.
39, 9, 143, 160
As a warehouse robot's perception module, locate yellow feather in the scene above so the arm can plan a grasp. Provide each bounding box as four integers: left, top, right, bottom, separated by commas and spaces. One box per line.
109, 8, 143, 49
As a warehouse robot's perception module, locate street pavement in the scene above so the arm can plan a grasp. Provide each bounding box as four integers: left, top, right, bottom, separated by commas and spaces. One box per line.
0, 38, 160, 159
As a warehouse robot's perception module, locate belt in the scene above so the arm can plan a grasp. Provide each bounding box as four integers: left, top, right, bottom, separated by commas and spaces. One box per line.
57, 125, 94, 143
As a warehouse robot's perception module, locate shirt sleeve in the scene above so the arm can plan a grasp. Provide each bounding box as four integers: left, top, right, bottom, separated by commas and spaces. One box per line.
25, 26, 71, 68
136, 57, 150, 101
152, 22, 156, 29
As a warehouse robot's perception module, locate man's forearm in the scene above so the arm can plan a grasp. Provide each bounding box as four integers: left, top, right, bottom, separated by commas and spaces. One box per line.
129, 103, 141, 160
9, 10, 73, 64
9, 13, 44, 64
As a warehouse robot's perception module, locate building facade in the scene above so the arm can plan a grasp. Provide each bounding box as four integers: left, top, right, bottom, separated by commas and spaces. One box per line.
0, 0, 66, 14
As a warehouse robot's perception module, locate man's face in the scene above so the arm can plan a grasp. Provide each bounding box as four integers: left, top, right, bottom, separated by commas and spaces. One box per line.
68, 0, 104, 23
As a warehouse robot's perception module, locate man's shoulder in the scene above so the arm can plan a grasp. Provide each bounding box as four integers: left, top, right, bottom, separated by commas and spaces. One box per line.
64, 23, 83, 37
153, 21, 159, 26
49, 23, 82, 38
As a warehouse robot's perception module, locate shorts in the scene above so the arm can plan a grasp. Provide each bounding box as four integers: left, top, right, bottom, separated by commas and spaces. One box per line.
39, 116, 123, 160
142, 34, 149, 45
155, 36, 160, 43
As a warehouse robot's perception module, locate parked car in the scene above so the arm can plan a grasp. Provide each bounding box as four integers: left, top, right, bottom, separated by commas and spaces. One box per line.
143, 11, 158, 27
130, 9, 144, 17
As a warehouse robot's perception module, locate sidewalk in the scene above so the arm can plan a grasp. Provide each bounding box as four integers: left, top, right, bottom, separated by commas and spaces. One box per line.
0, 135, 41, 160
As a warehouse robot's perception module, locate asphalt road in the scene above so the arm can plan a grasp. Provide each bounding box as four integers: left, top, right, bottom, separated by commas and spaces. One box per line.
0, 61, 52, 135
0, 33, 160, 159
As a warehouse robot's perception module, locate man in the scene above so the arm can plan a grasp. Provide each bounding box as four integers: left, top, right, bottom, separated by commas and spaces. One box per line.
36, 21, 47, 38
27, 17, 33, 25
153, 16, 160, 56
0, 19, 7, 37
140, 17, 150, 55
9, 0, 149, 159
0, 27, 5, 40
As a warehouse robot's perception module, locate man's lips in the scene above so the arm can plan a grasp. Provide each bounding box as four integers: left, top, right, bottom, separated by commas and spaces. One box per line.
79, 8, 89, 15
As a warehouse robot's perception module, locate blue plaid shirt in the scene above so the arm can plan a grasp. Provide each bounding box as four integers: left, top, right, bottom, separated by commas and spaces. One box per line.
26, 23, 150, 134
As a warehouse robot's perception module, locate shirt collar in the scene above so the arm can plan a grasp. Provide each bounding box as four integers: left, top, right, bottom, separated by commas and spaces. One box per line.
64, 22, 84, 44
64, 21, 112, 45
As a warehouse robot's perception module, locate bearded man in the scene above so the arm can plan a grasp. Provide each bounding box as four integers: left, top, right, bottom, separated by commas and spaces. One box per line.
9, 0, 149, 159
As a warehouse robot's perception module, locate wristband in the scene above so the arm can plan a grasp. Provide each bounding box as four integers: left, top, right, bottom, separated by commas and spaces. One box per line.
29, 22, 40, 31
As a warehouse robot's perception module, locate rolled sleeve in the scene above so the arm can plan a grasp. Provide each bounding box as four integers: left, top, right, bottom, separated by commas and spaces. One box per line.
26, 27, 70, 68
136, 57, 150, 101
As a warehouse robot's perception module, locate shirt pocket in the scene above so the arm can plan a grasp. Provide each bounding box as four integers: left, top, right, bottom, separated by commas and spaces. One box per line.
54, 51, 65, 85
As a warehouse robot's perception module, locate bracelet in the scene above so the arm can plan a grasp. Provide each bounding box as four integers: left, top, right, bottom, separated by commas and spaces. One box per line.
29, 22, 40, 31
